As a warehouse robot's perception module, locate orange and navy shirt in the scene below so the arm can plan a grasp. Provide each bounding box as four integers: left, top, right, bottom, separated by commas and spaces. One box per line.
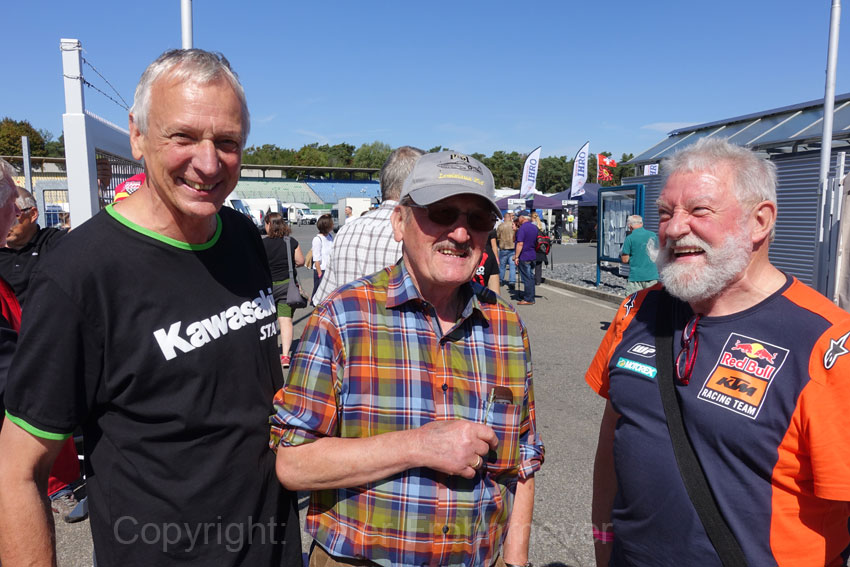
586, 275, 850, 566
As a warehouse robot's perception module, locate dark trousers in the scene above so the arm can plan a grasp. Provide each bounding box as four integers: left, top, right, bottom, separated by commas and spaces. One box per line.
518, 260, 535, 302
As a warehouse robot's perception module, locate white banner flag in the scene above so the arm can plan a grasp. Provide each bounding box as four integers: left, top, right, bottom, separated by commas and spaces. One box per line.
519, 146, 542, 199
570, 141, 590, 198
643, 163, 659, 176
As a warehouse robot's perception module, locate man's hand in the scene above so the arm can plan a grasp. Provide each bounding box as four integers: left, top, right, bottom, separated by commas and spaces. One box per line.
414, 419, 498, 478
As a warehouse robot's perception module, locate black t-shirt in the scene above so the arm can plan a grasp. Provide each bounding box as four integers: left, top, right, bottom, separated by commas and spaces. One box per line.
472, 244, 499, 287
262, 236, 299, 282
0, 225, 66, 305
4, 206, 300, 566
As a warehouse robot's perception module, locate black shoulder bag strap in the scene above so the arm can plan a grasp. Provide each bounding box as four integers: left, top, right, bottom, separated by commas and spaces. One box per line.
655, 290, 748, 567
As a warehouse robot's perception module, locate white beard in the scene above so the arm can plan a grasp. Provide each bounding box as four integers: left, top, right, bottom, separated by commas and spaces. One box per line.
656, 231, 751, 304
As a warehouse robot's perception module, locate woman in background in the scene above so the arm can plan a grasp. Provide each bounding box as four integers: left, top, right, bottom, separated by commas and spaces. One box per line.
263, 213, 304, 368
310, 214, 334, 305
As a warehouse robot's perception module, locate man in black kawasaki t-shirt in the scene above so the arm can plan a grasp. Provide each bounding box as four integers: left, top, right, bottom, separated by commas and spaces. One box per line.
0, 49, 301, 566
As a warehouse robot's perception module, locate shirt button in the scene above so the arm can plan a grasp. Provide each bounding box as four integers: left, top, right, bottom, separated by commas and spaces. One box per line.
442, 524, 449, 534
441, 383, 448, 391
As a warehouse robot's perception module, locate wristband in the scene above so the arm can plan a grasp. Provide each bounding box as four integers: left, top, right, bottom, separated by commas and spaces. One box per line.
592, 526, 614, 543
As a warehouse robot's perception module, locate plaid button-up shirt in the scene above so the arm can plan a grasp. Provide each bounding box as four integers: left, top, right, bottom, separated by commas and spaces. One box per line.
271, 261, 544, 567
311, 200, 403, 304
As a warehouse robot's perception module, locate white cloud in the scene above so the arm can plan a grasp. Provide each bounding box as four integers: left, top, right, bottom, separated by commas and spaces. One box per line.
256, 114, 277, 124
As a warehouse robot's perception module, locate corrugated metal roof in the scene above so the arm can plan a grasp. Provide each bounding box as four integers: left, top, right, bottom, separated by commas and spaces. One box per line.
629, 93, 850, 165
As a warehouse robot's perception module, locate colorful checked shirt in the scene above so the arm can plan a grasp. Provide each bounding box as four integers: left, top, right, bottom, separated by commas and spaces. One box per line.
311, 200, 402, 304
271, 260, 544, 567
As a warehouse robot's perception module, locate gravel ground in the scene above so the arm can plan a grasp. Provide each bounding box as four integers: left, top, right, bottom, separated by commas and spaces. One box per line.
545, 262, 629, 296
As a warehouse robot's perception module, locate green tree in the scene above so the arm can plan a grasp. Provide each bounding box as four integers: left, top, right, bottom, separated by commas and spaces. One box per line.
242, 144, 296, 165
0, 117, 47, 160
293, 144, 328, 167
44, 133, 65, 159
352, 141, 392, 169
613, 153, 635, 185
319, 143, 354, 167
537, 156, 572, 193
483, 151, 523, 189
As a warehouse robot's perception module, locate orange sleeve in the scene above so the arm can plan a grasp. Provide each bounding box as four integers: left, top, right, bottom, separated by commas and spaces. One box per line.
585, 290, 653, 398
804, 321, 850, 501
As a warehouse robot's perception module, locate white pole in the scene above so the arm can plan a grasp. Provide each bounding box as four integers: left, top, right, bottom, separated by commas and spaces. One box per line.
60, 38, 99, 227
819, 0, 841, 195
815, 0, 841, 292
181, 0, 193, 49
21, 136, 32, 192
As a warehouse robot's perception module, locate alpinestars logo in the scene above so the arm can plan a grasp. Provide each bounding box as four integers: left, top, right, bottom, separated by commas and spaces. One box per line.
622, 294, 636, 319
153, 288, 276, 361
823, 330, 850, 370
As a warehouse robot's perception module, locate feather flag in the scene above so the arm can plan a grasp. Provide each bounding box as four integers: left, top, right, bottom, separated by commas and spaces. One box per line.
519, 146, 542, 199
570, 142, 590, 198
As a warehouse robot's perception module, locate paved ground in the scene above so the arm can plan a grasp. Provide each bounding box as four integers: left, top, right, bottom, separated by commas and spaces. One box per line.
54, 227, 617, 566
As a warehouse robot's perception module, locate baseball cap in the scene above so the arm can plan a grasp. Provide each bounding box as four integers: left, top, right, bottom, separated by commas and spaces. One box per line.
401, 151, 501, 217
515, 209, 530, 218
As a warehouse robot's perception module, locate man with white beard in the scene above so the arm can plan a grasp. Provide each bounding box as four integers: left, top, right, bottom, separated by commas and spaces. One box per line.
585, 138, 850, 566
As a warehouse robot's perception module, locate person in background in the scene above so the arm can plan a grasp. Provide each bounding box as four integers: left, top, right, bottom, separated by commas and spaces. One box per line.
112, 172, 146, 203
473, 227, 500, 295
0, 187, 67, 305
588, 138, 850, 566
263, 212, 304, 369
344, 206, 353, 220
272, 151, 543, 567
0, 160, 22, 413
531, 212, 547, 286
514, 210, 538, 305
0, 176, 84, 524
620, 214, 660, 296
310, 213, 334, 304
496, 211, 516, 290
312, 146, 423, 304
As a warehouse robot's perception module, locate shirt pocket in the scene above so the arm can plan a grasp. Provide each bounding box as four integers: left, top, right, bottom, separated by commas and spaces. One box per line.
484, 401, 522, 475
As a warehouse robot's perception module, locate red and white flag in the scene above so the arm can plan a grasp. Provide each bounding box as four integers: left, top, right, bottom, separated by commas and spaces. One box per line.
597, 154, 617, 168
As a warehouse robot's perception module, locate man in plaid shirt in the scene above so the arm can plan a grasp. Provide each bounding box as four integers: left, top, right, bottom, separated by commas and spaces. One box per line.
273, 151, 544, 567
312, 146, 424, 304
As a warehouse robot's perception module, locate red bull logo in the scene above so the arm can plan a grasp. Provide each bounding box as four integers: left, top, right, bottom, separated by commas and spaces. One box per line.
699, 333, 788, 420
720, 351, 776, 379
731, 340, 777, 364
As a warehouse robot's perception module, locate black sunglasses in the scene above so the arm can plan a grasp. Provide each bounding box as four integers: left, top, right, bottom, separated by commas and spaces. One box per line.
406, 203, 496, 232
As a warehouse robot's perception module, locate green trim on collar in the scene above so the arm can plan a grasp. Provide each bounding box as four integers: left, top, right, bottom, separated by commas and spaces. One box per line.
105, 204, 222, 250
5, 411, 72, 441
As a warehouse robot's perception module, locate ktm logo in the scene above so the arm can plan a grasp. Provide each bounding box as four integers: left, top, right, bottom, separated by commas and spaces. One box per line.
715, 375, 757, 397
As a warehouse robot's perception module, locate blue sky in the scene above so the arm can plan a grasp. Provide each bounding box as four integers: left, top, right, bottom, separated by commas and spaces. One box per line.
4, 1, 848, 161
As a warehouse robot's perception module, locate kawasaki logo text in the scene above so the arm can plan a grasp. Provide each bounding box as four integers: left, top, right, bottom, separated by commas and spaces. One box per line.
153, 288, 276, 360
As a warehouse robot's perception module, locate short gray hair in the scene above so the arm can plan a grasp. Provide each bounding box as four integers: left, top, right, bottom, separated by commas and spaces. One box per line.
15, 186, 37, 210
661, 138, 777, 208
380, 146, 425, 201
130, 49, 250, 145
627, 214, 643, 228
0, 159, 19, 207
